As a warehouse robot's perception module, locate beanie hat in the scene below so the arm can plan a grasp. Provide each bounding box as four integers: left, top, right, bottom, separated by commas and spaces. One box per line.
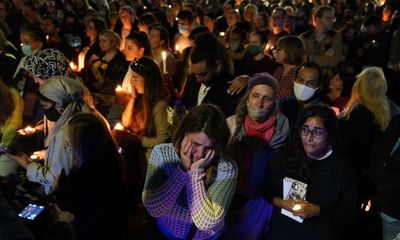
247, 72, 278, 94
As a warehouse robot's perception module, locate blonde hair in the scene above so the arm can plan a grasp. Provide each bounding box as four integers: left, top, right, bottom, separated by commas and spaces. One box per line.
99, 30, 121, 50
344, 67, 390, 130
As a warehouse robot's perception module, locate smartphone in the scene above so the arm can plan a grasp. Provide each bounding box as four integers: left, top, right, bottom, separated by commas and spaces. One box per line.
18, 204, 45, 220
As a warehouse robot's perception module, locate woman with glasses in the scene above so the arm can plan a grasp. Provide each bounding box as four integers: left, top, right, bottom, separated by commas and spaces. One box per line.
264, 104, 357, 240
225, 72, 289, 239
142, 104, 237, 239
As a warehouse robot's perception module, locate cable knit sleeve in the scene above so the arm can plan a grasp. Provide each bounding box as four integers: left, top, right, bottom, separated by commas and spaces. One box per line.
142, 144, 189, 217
186, 160, 238, 231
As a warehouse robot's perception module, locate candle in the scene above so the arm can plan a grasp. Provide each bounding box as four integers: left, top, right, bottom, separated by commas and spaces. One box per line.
219, 32, 225, 37
175, 44, 180, 52
25, 126, 35, 133
175, 17, 178, 21
30, 154, 39, 160
292, 204, 302, 211
46, 35, 49, 42
78, 51, 86, 72
114, 122, 124, 130
162, 51, 167, 74
143, 5, 147, 10
69, 62, 78, 72
115, 85, 124, 94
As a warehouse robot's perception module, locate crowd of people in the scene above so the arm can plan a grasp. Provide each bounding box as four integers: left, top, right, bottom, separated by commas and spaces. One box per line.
0, 0, 400, 239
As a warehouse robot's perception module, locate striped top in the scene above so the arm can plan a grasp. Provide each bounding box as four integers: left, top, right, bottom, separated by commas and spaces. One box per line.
142, 143, 237, 239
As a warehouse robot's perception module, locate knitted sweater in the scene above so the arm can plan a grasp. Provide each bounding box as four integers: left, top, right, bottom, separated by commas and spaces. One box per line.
142, 143, 238, 239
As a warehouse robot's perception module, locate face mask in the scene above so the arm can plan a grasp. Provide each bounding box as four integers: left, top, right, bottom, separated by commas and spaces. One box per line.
21, 44, 33, 56
293, 82, 318, 102
44, 105, 62, 122
247, 102, 270, 122
247, 44, 261, 56
230, 42, 240, 51
178, 24, 188, 34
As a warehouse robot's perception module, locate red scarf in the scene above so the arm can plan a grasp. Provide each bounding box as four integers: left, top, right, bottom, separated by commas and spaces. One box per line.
244, 115, 276, 143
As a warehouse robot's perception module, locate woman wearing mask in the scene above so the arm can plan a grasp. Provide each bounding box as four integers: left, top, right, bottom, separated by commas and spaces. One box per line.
264, 104, 357, 240
225, 72, 290, 239
228, 30, 278, 96
9, 77, 101, 194
142, 104, 238, 239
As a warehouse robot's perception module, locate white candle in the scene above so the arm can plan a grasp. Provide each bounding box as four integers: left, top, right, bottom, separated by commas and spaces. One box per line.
30, 154, 38, 160
114, 122, 124, 130
78, 51, 86, 72
175, 44, 180, 52
115, 85, 124, 94
219, 32, 225, 37
162, 51, 167, 74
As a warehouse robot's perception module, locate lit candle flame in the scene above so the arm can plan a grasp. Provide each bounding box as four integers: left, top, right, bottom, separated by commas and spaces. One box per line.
143, 6, 147, 10
46, 35, 49, 41
30, 154, 38, 160
219, 32, 225, 37
175, 44, 180, 52
175, 17, 178, 21
292, 204, 302, 211
25, 126, 35, 133
115, 85, 124, 92
114, 123, 124, 130
69, 62, 78, 71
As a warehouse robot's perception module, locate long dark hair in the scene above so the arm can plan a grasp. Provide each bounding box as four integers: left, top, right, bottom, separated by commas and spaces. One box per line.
285, 104, 340, 183
130, 57, 168, 136
172, 104, 231, 187
67, 113, 127, 183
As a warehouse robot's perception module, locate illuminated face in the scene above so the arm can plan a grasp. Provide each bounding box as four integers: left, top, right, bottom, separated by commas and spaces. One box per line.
248, 84, 275, 111
41, 18, 58, 36
184, 132, 215, 162
99, 34, 115, 52
120, 10, 132, 26
300, 116, 329, 159
124, 39, 142, 61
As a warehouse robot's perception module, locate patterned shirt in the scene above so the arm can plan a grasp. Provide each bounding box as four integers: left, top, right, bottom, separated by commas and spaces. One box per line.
142, 143, 237, 239
273, 66, 297, 100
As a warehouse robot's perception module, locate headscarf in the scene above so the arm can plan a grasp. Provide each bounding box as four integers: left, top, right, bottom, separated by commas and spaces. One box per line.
39, 76, 86, 146
26, 49, 71, 80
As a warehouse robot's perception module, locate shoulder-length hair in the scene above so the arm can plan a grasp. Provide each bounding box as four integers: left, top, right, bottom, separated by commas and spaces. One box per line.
277, 35, 304, 66
99, 30, 121, 50
130, 57, 168, 136
172, 104, 231, 187
286, 104, 340, 183
344, 67, 390, 131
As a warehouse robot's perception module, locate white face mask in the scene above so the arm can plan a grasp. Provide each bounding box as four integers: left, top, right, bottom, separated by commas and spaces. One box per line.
293, 82, 318, 101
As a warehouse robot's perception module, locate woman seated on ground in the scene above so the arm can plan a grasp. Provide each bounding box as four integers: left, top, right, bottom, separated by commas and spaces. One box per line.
142, 104, 238, 239
264, 104, 357, 240
9, 77, 102, 194
52, 113, 128, 240
86, 30, 129, 95
225, 72, 289, 239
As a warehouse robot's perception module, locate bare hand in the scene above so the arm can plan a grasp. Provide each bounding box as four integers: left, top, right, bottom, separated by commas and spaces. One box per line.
324, 48, 335, 57
52, 204, 75, 223
292, 201, 320, 219
227, 76, 249, 95
180, 136, 193, 171
189, 149, 215, 172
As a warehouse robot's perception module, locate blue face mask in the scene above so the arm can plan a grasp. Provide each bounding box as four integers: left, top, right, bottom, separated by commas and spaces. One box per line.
178, 24, 188, 34
247, 44, 262, 56
21, 44, 33, 56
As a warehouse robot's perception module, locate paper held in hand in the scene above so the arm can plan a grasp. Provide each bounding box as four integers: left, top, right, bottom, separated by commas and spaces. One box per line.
281, 177, 308, 223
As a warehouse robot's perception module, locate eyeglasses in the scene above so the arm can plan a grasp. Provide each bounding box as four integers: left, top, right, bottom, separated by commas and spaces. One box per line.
299, 125, 327, 139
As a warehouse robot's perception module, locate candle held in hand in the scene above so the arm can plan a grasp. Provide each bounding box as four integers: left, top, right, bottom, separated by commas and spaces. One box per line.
292, 204, 302, 211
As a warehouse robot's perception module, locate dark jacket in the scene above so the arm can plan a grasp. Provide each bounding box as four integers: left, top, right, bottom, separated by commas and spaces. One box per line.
181, 70, 240, 117
370, 114, 400, 220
